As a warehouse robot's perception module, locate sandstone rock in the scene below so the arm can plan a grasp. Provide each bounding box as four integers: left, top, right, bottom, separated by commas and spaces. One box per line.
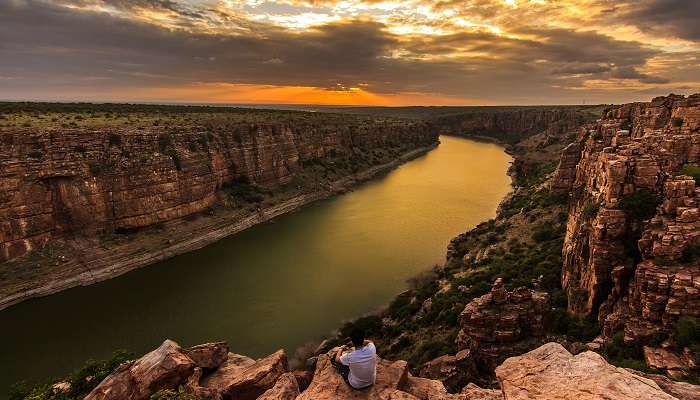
185, 342, 229, 370
643, 346, 687, 376
183, 367, 222, 400
555, 94, 700, 344
292, 369, 314, 392
297, 351, 411, 400
257, 372, 300, 400
455, 279, 550, 374
85, 339, 196, 400
403, 375, 448, 399
202, 349, 287, 400
627, 369, 700, 400
420, 350, 475, 391
458, 383, 502, 400
0, 120, 438, 264
496, 342, 677, 400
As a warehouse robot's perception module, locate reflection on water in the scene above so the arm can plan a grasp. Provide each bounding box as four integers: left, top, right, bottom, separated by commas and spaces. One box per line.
0, 135, 511, 396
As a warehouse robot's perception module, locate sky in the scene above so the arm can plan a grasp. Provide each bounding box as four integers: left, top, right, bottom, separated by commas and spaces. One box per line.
0, 0, 699, 105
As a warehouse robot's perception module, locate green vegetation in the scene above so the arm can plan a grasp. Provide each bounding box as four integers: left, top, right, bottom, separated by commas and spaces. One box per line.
681, 164, 700, 185
0, 102, 409, 130
9, 351, 131, 400
672, 118, 684, 127
619, 189, 658, 221
602, 332, 649, 372
150, 387, 196, 400
582, 201, 599, 219
673, 316, 700, 352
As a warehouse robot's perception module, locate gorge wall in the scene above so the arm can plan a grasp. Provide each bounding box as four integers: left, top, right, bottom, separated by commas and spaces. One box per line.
552, 94, 700, 343
0, 120, 437, 263
434, 107, 588, 144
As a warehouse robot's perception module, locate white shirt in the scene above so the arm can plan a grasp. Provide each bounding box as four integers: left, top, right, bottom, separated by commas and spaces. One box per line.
339, 342, 377, 389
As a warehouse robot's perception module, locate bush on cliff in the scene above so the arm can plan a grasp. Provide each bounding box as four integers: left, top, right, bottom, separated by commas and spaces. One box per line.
9, 350, 132, 400
673, 316, 700, 352
681, 164, 700, 185
619, 189, 658, 221
603, 332, 648, 372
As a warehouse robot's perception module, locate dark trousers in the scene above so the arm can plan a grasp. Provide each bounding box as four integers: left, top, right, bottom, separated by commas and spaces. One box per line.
331, 357, 352, 387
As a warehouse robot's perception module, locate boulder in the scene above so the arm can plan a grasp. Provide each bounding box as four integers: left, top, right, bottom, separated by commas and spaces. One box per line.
257, 372, 300, 400
420, 350, 475, 391
643, 346, 687, 378
85, 339, 196, 400
496, 342, 677, 399
296, 351, 410, 399
458, 383, 502, 400
185, 342, 230, 370
202, 349, 288, 400
402, 375, 447, 399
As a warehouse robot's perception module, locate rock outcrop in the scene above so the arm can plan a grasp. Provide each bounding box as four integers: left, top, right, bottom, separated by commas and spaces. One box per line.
435, 107, 586, 144
496, 342, 677, 399
552, 94, 700, 346
85, 339, 196, 400
455, 279, 550, 374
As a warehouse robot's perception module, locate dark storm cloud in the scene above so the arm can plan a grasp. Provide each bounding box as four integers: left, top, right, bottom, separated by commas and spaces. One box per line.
623, 0, 700, 41
0, 0, 675, 102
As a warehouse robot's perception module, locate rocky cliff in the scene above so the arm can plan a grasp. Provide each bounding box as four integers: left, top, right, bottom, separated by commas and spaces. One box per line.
551, 94, 700, 342
0, 119, 435, 262
0, 112, 437, 309
434, 107, 589, 144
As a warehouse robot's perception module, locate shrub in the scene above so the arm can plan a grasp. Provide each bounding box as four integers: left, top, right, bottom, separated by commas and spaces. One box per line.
619, 189, 658, 221
532, 223, 556, 243
551, 309, 599, 341
150, 387, 196, 400
107, 133, 121, 146
159, 133, 173, 152
672, 118, 684, 127
603, 331, 646, 370
673, 316, 700, 350
9, 350, 132, 400
681, 245, 700, 264
681, 164, 700, 185
582, 201, 599, 219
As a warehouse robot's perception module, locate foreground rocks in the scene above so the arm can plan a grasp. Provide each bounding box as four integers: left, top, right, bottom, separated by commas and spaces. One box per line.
83, 339, 698, 400
85, 340, 196, 400
496, 342, 678, 399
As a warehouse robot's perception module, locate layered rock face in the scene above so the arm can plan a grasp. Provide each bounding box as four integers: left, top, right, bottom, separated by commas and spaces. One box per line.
0, 121, 436, 261
456, 279, 550, 373
435, 107, 586, 143
551, 94, 700, 343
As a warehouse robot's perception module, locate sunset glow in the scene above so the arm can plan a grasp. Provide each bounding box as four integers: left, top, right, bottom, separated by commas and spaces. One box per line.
1, 0, 698, 105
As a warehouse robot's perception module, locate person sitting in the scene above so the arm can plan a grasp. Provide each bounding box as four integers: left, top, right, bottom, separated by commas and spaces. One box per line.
332, 328, 377, 390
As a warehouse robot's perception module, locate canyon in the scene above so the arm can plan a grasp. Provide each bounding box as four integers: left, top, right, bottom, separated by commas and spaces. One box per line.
0, 111, 437, 310
4, 97, 700, 400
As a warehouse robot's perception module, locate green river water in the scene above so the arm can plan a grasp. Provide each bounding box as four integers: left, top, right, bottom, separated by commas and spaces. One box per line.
0, 135, 511, 396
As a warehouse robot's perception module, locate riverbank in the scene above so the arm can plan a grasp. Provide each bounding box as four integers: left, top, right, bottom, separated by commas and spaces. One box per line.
0, 143, 437, 311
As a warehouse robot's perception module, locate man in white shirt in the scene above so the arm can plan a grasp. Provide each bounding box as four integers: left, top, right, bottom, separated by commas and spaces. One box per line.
332, 328, 377, 389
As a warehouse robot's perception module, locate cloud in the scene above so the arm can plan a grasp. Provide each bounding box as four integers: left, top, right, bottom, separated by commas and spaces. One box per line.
0, 0, 695, 104
622, 0, 700, 42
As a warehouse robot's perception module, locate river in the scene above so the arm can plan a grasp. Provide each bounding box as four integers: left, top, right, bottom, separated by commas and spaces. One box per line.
0, 135, 511, 396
